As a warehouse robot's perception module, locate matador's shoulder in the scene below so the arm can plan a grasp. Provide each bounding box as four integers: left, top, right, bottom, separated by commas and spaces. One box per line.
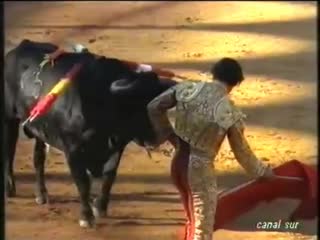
175, 81, 206, 102
214, 96, 246, 130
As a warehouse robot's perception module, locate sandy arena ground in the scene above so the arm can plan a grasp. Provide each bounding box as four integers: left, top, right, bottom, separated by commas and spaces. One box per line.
4, 1, 318, 240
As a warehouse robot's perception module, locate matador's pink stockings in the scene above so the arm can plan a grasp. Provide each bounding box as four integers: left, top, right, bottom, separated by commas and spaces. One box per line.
171, 139, 196, 240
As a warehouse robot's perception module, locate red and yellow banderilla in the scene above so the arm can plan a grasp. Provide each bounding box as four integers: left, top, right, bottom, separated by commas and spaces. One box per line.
22, 63, 83, 125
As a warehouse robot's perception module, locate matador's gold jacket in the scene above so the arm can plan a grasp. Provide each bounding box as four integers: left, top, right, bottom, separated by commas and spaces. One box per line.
147, 80, 268, 177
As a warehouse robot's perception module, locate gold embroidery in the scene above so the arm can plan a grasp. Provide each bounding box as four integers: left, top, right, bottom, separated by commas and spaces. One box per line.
176, 81, 206, 103
188, 147, 217, 240
214, 97, 244, 130
175, 82, 228, 154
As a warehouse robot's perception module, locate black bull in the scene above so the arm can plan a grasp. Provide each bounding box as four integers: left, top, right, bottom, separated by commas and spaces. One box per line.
4, 39, 177, 227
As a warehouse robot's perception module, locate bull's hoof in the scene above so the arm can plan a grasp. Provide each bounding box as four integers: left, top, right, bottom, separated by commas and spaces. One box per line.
35, 193, 49, 205
92, 205, 107, 219
79, 219, 96, 228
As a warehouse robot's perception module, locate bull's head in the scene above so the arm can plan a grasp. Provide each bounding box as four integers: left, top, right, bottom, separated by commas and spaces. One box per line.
110, 71, 177, 146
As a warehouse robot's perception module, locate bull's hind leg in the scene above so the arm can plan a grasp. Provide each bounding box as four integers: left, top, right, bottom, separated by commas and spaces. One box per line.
92, 148, 125, 218
66, 150, 95, 228
33, 138, 49, 204
4, 118, 20, 197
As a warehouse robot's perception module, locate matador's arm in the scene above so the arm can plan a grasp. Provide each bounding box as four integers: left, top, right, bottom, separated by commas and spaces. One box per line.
147, 87, 177, 147
227, 121, 273, 178
215, 97, 273, 178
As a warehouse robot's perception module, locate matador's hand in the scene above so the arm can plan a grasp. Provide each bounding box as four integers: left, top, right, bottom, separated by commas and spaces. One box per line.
259, 166, 275, 181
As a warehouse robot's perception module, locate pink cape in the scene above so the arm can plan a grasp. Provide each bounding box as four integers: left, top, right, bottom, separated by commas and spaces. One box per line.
214, 160, 318, 231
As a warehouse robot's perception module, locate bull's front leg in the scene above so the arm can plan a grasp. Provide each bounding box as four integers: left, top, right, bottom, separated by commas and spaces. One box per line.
67, 150, 94, 228
33, 138, 49, 204
92, 148, 124, 218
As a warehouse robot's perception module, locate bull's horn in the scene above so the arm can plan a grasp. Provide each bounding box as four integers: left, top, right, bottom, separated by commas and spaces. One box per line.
110, 78, 139, 94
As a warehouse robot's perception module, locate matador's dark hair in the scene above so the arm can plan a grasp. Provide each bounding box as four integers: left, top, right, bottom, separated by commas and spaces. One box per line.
211, 58, 244, 86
